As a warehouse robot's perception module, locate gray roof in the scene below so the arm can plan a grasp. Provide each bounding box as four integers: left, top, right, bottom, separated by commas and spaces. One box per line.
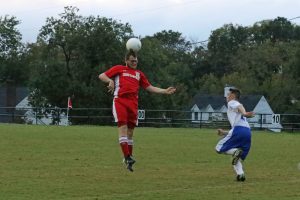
0, 86, 29, 107
240, 95, 263, 111
191, 94, 226, 110
191, 94, 262, 111
0, 86, 29, 123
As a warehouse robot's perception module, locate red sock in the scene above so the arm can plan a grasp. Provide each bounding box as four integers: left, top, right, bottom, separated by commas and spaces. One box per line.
128, 145, 133, 156
119, 136, 129, 157
128, 139, 133, 156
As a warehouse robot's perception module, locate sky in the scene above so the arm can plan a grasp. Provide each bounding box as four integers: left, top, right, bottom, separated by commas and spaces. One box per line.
1, 0, 300, 44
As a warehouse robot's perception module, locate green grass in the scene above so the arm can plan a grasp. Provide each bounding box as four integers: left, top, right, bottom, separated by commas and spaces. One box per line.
0, 124, 299, 200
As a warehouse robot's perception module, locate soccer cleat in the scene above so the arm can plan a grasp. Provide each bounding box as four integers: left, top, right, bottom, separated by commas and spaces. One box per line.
124, 156, 136, 172
236, 174, 246, 182
232, 149, 243, 165
127, 163, 134, 172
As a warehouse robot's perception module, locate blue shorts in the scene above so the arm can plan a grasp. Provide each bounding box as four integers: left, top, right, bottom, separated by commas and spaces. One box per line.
215, 126, 251, 160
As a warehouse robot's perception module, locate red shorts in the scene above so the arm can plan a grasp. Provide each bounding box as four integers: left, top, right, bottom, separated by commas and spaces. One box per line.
113, 96, 138, 129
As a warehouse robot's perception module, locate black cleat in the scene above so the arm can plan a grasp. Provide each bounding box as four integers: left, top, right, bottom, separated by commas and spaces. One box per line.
236, 174, 246, 182
232, 149, 243, 165
124, 156, 136, 172
127, 163, 134, 172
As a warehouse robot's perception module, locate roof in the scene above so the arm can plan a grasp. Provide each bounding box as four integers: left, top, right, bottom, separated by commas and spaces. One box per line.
239, 95, 262, 111
191, 94, 226, 110
191, 94, 263, 111
0, 86, 29, 108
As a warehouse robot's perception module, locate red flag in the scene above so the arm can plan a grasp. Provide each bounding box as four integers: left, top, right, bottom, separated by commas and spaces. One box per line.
68, 97, 73, 109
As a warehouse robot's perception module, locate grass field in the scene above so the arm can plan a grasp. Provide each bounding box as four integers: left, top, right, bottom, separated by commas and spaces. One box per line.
0, 124, 299, 200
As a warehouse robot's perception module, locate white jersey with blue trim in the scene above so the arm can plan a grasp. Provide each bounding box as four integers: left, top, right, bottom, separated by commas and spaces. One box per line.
227, 100, 250, 128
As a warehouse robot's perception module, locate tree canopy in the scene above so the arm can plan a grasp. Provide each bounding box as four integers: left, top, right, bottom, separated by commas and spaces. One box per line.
0, 8, 299, 117
0, 15, 28, 85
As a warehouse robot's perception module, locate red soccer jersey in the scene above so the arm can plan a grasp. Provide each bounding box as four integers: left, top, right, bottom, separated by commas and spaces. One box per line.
104, 65, 151, 98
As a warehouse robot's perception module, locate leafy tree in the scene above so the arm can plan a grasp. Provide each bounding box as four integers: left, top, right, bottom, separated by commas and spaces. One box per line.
287, 42, 300, 81
231, 41, 293, 85
221, 72, 260, 95
26, 12, 300, 116
29, 6, 133, 112
207, 24, 249, 76
190, 45, 211, 79
137, 32, 193, 110
0, 15, 28, 85
260, 73, 298, 113
0, 16, 22, 57
194, 73, 223, 94
153, 30, 192, 52
251, 17, 296, 44
137, 37, 181, 109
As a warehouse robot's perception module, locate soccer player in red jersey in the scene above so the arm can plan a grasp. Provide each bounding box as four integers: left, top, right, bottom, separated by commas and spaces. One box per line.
99, 50, 176, 172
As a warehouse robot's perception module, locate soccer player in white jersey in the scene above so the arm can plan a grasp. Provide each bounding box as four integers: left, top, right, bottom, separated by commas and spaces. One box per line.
215, 87, 254, 181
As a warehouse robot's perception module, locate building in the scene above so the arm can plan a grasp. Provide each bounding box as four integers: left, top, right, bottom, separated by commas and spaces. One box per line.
190, 93, 282, 132
0, 86, 69, 125
0, 86, 29, 123
15, 96, 69, 125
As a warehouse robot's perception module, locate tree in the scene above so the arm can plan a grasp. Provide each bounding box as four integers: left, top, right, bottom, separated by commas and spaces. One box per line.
231, 41, 292, 85
207, 24, 249, 76
251, 17, 296, 44
26, 12, 300, 116
0, 15, 28, 85
137, 32, 194, 110
0, 15, 22, 57
194, 73, 223, 94
189, 45, 211, 81
153, 30, 192, 52
29, 6, 133, 111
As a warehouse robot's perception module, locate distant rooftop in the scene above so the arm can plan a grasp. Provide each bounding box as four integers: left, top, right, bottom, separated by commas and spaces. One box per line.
191, 94, 262, 111
0, 86, 29, 107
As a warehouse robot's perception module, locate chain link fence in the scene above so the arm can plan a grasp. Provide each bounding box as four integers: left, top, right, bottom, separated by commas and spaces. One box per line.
0, 107, 299, 132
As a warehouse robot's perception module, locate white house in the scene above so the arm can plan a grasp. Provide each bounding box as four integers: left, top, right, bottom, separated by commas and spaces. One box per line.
190, 93, 282, 132
191, 94, 227, 122
15, 96, 69, 125
246, 96, 282, 132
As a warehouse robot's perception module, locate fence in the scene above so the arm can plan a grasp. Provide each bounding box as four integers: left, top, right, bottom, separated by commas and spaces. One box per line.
0, 107, 299, 132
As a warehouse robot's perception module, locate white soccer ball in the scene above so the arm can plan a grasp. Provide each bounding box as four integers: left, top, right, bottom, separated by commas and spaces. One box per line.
126, 38, 142, 52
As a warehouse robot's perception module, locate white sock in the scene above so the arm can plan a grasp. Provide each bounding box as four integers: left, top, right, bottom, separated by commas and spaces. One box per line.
119, 136, 128, 144
127, 139, 133, 146
225, 148, 238, 155
233, 159, 244, 175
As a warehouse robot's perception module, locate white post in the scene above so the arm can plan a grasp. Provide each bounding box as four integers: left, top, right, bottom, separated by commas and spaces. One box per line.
66, 97, 72, 126
66, 107, 69, 126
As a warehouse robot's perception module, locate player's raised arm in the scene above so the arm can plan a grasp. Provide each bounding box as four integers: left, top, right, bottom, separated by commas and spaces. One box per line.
145, 85, 176, 95
237, 105, 255, 118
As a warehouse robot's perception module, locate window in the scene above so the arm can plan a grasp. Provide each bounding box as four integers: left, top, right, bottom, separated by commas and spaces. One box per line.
195, 112, 199, 120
